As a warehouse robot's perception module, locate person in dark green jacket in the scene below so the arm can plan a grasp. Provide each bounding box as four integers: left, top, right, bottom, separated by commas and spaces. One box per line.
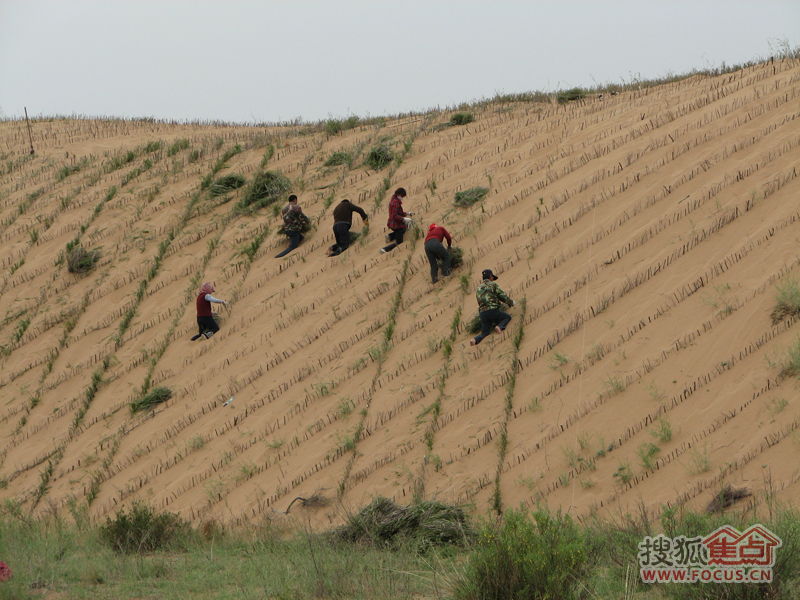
470, 269, 516, 346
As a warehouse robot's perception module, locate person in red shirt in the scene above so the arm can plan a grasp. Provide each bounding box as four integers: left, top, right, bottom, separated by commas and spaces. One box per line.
191, 282, 228, 340
380, 188, 413, 253
424, 223, 452, 283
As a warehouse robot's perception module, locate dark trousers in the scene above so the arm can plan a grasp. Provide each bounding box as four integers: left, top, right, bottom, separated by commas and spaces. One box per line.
275, 231, 304, 257
192, 316, 219, 340
424, 238, 451, 283
381, 228, 405, 252
473, 309, 511, 344
329, 222, 351, 256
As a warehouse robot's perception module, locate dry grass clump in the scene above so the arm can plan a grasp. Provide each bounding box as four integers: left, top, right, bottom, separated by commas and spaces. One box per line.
284, 492, 331, 513
330, 496, 472, 551
454, 186, 488, 208
706, 485, 752, 514
130, 387, 172, 413
66, 245, 101, 274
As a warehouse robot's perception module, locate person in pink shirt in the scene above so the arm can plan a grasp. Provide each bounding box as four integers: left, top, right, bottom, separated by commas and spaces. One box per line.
191, 282, 227, 340
424, 223, 452, 283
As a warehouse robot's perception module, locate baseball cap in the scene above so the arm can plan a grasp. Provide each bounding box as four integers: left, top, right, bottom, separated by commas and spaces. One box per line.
481, 269, 498, 280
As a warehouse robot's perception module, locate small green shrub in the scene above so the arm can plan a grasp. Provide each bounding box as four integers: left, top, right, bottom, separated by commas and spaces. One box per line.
450, 112, 475, 126
66, 246, 101, 274
99, 502, 191, 554
130, 387, 172, 413
364, 144, 394, 170
241, 170, 292, 209
209, 173, 246, 197
167, 138, 190, 156
771, 277, 800, 324
556, 88, 588, 104
454, 186, 488, 207
325, 119, 343, 136
450, 507, 586, 600
324, 151, 352, 167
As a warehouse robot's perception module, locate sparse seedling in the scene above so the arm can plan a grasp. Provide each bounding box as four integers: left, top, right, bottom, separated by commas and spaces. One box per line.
651, 416, 673, 442
687, 444, 711, 474
636, 442, 660, 470
767, 397, 788, 414
601, 375, 625, 396
644, 379, 667, 403
337, 398, 353, 417
459, 275, 471, 294
549, 350, 570, 370
613, 461, 633, 484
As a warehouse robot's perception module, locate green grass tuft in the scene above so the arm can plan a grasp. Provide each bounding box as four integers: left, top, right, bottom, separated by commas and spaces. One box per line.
364, 144, 395, 170
66, 246, 101, 274
240, 170, 292, 209
130, 387, 172, 413
209, 173, 246, 197
450, 112, 475, 126
454, 186, 488, 208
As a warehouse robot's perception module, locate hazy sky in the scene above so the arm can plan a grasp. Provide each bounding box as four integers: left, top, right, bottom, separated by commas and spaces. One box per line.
1, 1, 798, 125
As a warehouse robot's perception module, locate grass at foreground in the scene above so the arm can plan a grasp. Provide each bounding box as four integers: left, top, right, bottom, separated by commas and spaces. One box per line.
0, 495, 799, 600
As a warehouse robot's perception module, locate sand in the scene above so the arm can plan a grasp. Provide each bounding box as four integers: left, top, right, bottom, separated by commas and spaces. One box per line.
0, 59, 798, 530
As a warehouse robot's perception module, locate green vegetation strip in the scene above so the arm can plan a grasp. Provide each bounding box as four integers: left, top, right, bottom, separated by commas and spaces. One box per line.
491, 297, 526, 514
1, 495, 798, 599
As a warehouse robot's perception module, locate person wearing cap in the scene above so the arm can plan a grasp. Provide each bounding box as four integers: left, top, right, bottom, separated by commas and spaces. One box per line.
327, 198, 369, 257
380, 187, 413, 253
470, 269, 516, 346
191, 282, 228, 340
276, 194, 310, 258
424, 223, 452, 283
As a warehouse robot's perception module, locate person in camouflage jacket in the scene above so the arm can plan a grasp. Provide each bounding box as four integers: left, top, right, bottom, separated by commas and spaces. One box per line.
470, 269, 516, 346
276, 195, 310, 257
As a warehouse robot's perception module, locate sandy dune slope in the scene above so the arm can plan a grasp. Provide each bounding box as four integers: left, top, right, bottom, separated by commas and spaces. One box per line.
0, 58, 798, 529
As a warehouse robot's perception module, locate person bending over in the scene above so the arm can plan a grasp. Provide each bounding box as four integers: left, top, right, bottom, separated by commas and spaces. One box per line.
424, 223, 452, 283
327, 198, 368, 257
